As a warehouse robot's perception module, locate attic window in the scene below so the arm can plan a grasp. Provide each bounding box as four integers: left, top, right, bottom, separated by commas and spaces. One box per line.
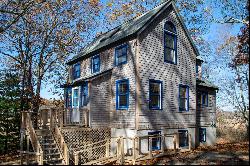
164, 21, 177, 64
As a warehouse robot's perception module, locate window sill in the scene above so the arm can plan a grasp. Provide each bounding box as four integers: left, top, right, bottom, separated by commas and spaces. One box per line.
164, 61, 177, 65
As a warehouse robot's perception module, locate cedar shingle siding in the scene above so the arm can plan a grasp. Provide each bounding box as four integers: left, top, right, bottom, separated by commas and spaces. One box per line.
65, 1, 217, 147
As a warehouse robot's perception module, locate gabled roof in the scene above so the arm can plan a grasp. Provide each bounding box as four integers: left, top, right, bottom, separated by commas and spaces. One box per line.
197, 78, 219, 90
67, 0, 200, 65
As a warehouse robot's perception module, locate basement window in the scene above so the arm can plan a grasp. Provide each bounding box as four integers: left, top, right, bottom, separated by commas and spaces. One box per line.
199, 128, 206, 142
148, 131, 161, 150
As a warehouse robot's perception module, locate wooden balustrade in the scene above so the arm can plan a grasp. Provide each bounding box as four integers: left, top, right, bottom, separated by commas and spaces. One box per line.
63, 108, 89, 126
51, 108, 69, 165
21, 111, 43, 165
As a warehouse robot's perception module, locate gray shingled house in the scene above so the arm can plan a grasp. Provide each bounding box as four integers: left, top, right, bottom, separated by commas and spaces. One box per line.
63, 0, 218, 152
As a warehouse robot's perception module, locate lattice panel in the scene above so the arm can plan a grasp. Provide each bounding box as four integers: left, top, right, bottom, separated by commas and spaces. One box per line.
61, 128, 111, 164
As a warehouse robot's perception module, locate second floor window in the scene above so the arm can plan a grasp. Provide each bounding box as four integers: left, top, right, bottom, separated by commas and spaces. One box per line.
73, 62, 81, 79
116, 79, 129, 110
149, 80, 162, 110
92, 55, 100, 73
164, 21, 177, 64
179, 84, 189, 111
115, 44, 128, 66
201, 92, 208, 107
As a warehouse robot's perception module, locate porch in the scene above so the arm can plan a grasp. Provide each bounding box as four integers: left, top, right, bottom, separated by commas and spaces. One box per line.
38, 107, 90, 128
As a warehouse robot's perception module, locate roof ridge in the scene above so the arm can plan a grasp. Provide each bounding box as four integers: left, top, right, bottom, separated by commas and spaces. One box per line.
96, 1, 169, 41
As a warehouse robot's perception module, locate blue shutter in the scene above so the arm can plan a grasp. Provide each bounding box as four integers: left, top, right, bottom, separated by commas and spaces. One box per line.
68, 87, 72, 108
81, 82, 88, 106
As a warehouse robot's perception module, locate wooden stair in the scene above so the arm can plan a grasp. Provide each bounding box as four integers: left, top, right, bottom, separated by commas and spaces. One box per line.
36, 129, 65, 165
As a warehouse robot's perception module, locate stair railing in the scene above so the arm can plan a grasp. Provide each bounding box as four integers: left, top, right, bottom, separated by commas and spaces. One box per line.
22, 111, 44, 165
50, 108, 69, 165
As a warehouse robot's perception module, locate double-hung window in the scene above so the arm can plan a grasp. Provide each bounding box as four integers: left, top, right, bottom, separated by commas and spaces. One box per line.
164, 21, 177, 64
81, 82, 88, 107
115, 44, 127, 66
179, 85, 189, 111
201, 92, 208, 107
73, 62, 81, 79
199, 128, 206, 142
116, 79, 129, 110
73, 88, 79, 107
92, 55, 100, 73
149, 80, 162, 110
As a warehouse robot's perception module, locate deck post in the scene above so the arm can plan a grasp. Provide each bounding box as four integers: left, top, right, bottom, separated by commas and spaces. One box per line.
120, 137, 124, 165
188, 133, 192, 151
106, 140, 110, 157
173, 134, 177, 153
20, 130, 24, 165
116, 138, 120, 159
149, 137, 152, 159
176, 132, 179, 149
74, 152, 79, 165
161, 135, 165, 153
132, 137, 136, 164
26, 135, 30, 164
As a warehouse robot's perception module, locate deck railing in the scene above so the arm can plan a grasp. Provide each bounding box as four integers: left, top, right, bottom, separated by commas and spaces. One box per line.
71, 132, 192, 165
21, 111, 43, 165
51, 109, 69, 164
63, 108, 89, 127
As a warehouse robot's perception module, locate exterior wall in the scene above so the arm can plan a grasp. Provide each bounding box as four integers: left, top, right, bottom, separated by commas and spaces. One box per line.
68, 40, 137, 129
90, 72, 111, 128
109, 40, 137, 129
196, 87, 217, 146
137, 6, 197, 130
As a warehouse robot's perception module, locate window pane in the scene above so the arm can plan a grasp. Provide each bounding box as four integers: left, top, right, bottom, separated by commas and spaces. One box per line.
118, 55, 126, 64
165, 34, 175, 49
119, 83, 128, 93
81, 84, 88, 106
179, 87, 186, 98
179, 130, 188, 147
150, 95, 159, 107
165, 22, 176, 33
117, 48, 122, 57
179, 98, 186, 110
165, 48, 175, 63
73, 89, 79, 106
150, 83, 160, 94
202, 93, 208, 105
119, 95, 127, 106
122, 46, 127, 55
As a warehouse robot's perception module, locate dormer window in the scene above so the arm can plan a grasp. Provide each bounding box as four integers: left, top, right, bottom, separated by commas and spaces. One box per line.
73, 62, 81, 80
92, 55, 100, 73
164, 21, 177, 64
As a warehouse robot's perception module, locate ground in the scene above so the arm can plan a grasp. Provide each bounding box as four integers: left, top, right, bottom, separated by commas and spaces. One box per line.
0, 140, 249, 165
136, 139, 249, 165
